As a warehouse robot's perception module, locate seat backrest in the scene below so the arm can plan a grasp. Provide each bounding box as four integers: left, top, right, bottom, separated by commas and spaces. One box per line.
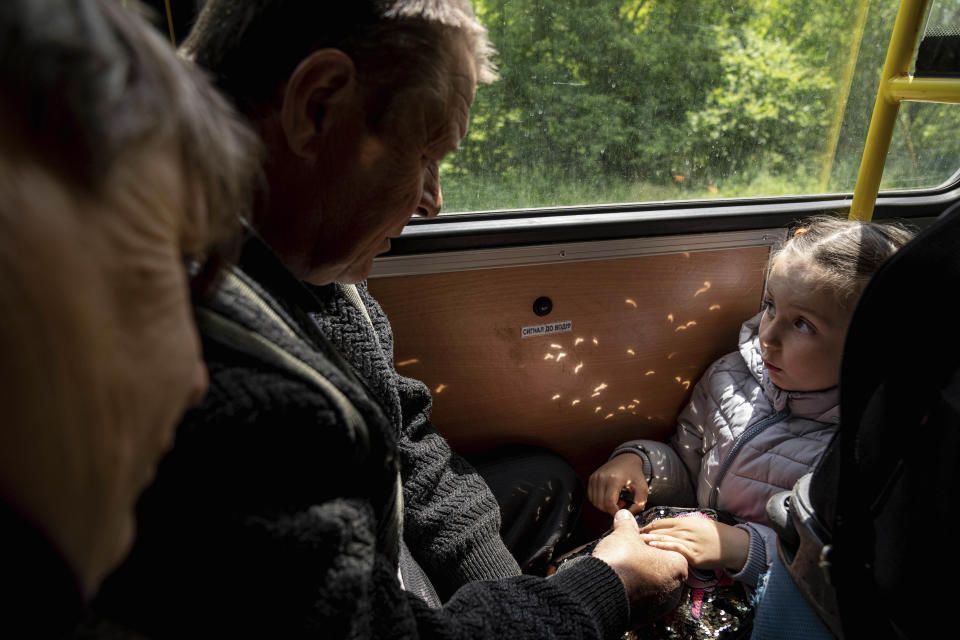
809, 203, 960, 638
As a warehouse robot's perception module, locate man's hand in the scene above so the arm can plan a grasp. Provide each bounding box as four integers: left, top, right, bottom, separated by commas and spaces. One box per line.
639, 517, 749, 572
587, 454, 649, 515
592, 510, 687, 623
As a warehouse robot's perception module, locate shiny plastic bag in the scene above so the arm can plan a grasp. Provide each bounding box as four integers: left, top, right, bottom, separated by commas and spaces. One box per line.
553, 507, 754, 640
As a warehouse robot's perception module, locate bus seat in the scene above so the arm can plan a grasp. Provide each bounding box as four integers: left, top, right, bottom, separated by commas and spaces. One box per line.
768, 201, 960, 638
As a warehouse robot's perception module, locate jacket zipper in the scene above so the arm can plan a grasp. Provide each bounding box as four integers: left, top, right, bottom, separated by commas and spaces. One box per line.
710, 407, 791, 509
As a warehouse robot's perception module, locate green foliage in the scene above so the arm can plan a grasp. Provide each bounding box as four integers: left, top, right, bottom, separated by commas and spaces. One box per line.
686, 25, 835, 178
441, 0, 960, 213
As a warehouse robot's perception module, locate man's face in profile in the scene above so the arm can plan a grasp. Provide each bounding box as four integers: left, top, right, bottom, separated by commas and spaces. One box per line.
300, 38, 478, 285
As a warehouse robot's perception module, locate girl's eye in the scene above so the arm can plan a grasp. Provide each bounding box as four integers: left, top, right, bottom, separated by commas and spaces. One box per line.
762, 299, 776, 317
794, 317, 816, 334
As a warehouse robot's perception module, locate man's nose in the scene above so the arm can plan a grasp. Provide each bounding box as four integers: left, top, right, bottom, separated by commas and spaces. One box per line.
417, 161, 442, 218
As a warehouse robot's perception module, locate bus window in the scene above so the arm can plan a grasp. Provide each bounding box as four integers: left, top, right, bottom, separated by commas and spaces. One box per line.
440, 0, 960, 214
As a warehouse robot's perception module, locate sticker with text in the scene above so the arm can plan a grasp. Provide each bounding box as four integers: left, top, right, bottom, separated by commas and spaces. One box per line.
521, 320, 573, 339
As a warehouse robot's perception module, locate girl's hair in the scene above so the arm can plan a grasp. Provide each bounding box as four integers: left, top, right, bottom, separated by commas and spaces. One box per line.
770, 215, 914, 311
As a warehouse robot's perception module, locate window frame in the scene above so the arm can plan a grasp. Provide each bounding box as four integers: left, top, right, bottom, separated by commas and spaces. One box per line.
385, 181, 958, 258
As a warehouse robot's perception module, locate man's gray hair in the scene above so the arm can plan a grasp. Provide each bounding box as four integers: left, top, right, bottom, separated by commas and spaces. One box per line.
184, 0, 496, 117
383, 0, 496, 82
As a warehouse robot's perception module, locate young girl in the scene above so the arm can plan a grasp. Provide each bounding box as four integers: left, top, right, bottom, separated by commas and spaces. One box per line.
587, 216, 913, 589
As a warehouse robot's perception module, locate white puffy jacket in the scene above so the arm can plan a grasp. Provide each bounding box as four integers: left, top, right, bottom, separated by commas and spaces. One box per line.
612, 312, 839, 587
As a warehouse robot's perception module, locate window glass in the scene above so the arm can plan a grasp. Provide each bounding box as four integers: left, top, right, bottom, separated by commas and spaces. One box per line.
878, 0, 960, 191
442, 0, 960, 214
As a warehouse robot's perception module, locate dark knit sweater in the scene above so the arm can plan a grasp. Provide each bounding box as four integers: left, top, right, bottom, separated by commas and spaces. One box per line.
1, 499, 84, 637
301, 277, 521, 600
91, 234, 629, 639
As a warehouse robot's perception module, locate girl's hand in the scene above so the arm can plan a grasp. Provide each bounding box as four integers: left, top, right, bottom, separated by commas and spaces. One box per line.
639, 517, 749, 571
587, 454, 649, 515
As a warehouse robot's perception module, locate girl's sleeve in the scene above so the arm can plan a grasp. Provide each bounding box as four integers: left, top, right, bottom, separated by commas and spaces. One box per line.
607, 367, 720, 508
608, 438, 695, 507
669, 372, 716, 490
728, 522, 777, 589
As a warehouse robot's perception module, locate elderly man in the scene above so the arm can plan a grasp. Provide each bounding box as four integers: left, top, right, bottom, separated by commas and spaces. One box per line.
0, 0, 258, 634
91, 2, 689, 638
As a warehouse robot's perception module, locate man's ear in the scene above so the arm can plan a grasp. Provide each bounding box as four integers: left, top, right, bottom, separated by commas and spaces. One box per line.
280, 49, 358, 160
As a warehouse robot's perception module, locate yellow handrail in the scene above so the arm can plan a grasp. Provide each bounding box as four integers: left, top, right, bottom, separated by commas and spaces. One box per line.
850, 0, 934, 222
886, 76, 960, 102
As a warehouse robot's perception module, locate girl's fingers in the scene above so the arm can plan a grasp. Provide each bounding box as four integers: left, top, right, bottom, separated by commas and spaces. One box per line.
640, 517, 679, 533
645, 538, 690, 557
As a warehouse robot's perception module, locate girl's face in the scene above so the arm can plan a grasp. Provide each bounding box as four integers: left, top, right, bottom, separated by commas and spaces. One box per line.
758, 255, 852, 392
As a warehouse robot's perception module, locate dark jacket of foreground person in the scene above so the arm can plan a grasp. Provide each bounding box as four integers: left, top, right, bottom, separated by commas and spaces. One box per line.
92, 234, 628, 639
1, 499, 84, 636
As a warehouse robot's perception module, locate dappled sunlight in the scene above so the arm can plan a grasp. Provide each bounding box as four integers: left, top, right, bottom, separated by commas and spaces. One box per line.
674, 320, 698, 332
434, 384, 447, 393
527, 291, 723, 425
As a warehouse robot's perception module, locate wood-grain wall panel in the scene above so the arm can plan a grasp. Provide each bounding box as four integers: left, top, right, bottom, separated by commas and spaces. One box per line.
368, 247, 769, 476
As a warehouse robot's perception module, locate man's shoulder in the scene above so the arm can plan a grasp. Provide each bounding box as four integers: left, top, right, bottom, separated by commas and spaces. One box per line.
192, 269, 351, 419
184, 341, 344, 442
191, 265, 395, 450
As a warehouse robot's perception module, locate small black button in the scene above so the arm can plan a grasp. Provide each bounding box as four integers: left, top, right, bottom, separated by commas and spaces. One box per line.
533, 296, 553, 316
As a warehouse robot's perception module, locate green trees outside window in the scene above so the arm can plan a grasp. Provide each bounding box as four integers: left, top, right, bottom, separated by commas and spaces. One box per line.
442, 0, 960, 213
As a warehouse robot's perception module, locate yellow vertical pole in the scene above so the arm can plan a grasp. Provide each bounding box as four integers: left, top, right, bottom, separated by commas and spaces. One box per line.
163, 0, 177, 47
849, 0, 929, 221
